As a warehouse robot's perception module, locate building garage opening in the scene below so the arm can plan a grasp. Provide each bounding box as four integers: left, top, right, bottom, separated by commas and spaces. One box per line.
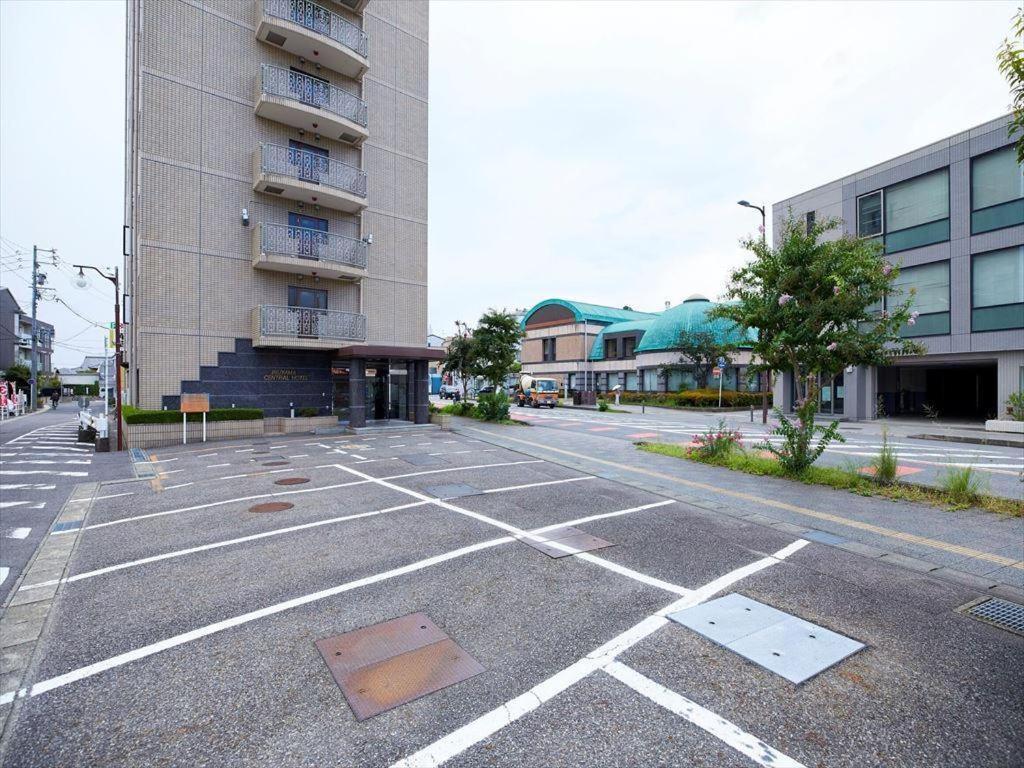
877, 364, 998, 421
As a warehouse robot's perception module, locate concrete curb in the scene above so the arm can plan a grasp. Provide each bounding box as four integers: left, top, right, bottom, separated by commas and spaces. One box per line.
0, 482, 97, 749
455, 422, 1024, 606
908, 432, 1024, 449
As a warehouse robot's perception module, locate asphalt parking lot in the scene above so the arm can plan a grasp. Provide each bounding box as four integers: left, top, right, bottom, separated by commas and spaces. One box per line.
1, 427, 1021, 767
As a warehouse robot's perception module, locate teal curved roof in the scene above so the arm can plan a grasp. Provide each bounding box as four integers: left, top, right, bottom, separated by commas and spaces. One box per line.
520, 299, 657, 329
633, 297, 755, 353
588, 318, 658, 360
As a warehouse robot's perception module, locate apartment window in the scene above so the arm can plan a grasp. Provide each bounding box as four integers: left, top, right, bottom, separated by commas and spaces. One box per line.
857, 192, 883, 237
604, 338, 618, 359
288, 139, 328, 183
857, 169, 950, 253
622, 336, 637, 358
542, 337, 556, 362
288, 212, 329, 258
887, 260, 950, 337
289, 67, 329, 109
971, 146, 1024, 234
972, 246, 1024, 332
805, 210, 815, 234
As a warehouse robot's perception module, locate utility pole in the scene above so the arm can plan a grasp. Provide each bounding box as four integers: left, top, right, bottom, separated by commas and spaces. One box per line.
30, 245, 38, 411
29, 246, 57, 411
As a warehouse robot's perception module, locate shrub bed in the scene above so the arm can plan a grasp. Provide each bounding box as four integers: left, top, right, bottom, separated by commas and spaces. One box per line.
123, 405, 264, 424
618, 389, 769, 408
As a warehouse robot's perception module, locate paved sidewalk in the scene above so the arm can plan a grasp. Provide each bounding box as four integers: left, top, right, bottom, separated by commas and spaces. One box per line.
459, 419, 1024, 594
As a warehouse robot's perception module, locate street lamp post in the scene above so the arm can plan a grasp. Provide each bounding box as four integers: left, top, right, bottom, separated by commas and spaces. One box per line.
74, 265, 123, 451
737, 200, 770, 425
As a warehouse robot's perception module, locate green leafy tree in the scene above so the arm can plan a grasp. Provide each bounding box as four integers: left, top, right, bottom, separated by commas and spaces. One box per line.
4, 364, 30, 390
998, 5, 1024, 163
711, 216, 924, 473
470, 309, 523, 391
664, 328, 736, 390
442, 321, 477, 402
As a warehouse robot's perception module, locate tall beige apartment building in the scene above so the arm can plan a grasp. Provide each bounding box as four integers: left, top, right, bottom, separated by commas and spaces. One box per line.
124, 0, 436, 426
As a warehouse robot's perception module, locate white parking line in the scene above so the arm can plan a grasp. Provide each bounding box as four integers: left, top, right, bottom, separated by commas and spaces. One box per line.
206, 463, 230, 468
332, 463, 686, 595
164, 482, 194, 490
0, 484, 55, 490
389, 540, 808, 768
479, 477, 594, 494
93, 492, 135, 501
0, 471, 88, 477
604, 662, 805, 767
197, 453, 218, 458
3, 500, 685, 704
287, 454, 309, 459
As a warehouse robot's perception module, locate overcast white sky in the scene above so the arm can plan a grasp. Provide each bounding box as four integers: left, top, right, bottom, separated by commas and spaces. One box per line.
0, 1, 1017, 366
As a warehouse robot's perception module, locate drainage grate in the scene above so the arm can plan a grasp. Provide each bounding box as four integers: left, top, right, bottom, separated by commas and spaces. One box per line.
249, 502, 294, 513
274, 477, 309, 486
517, 526, 613, 559
962, 597, 1024, 636
316, 612, 484, 720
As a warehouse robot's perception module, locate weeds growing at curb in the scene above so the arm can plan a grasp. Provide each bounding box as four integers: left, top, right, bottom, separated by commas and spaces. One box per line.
870, 429, 898, 485
940, 466, 984, 506
636, 441, 1023, 517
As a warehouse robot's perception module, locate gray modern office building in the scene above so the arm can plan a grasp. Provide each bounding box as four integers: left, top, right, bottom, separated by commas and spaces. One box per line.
773, 115, 1024, 421
124, 0, 437, 424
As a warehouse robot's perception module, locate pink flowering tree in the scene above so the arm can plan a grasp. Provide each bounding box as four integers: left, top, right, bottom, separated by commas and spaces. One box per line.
710, 215, 924, 472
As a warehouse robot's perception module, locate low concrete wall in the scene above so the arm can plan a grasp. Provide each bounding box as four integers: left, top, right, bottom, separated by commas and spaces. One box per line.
264, 416, 339, 434
985, 419, 1024, 434
124, 419, 265, 450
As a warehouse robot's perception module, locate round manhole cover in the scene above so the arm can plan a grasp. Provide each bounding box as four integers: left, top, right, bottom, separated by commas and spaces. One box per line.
274, 477, 310, 486
263, 461, 289, 466
249, 502, 294, 513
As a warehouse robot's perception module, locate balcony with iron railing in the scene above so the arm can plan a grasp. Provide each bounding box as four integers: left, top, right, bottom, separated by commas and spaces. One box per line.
253, 143, 368, 213
255, 65, 368, 145
252, 222, 367, 280
252, 304, 367, 349
257, 0, 369, 79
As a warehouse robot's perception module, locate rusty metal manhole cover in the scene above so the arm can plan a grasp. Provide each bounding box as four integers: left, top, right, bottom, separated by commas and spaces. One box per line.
249, 502, 294, 513
263, 461, 290, 466
315, 612, 484, 721
274, 477, 310, 486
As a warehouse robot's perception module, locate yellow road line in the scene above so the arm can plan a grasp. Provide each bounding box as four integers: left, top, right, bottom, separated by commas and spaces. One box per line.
465, 427, 1024, 571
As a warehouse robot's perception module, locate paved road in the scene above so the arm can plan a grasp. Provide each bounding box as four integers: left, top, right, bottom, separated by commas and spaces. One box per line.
0, 427, 1020, 766
0, 404, 130, 604
501, 403, 1024, 499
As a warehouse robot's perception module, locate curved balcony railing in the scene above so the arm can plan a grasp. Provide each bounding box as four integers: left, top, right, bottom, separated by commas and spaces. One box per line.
260, 65, 368, 128
259, 305, 367, 342
260, 222, 367, 269
264, 0, 368, 58
259, 143, 367, 198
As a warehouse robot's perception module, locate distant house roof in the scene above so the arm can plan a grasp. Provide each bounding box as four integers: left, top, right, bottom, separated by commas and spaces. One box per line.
520, 299, 657, 329
633, 297, 755, 353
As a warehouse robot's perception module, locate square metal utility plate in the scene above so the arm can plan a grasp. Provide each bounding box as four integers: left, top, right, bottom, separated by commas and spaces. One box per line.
399, 454, 448, 467
517, 526, 613, 558
315, 612, 484, 720
669, 593, 864, 685
424, 483, 479, 499
801, 530, 847, 546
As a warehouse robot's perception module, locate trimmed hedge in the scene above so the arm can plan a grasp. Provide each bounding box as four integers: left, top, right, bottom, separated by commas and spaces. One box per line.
619, 389, 769, 408
123, 405, 264, 424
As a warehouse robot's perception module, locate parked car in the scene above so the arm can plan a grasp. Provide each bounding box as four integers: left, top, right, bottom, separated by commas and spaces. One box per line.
476, 385, 495, 395
439, 384, 461, 400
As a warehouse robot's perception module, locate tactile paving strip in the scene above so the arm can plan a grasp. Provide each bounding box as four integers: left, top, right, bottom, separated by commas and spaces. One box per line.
516, 526, 613, 559
316, 612, 484, 720
669, 593, 864, 684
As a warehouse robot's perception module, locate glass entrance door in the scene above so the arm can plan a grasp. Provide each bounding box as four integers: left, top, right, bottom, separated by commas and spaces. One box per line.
389, 363, 408, 420
366, 363, 389, 421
